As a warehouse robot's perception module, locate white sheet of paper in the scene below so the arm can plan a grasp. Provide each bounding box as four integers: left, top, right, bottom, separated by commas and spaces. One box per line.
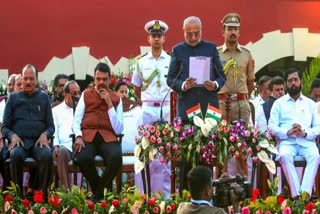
189, 56, 211, 85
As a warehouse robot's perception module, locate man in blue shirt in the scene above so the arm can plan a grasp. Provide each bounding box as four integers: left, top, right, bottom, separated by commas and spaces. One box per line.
269, 68, 320, 199
167, 16, 225, 123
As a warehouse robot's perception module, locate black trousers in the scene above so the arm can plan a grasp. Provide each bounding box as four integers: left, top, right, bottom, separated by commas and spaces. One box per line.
75, 132, 122, 195
10, 144, 52, 196
0, 145, 10, 190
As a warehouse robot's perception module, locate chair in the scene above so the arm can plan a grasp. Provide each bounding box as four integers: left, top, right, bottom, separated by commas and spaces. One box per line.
275, 154, 320, 198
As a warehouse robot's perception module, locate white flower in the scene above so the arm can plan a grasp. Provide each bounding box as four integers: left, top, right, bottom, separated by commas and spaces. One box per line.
141, 137, 150, 150
196, 145, 201, 153
258, 139, 270, 148
193, 116, 204, 127
149, 147, 158, 161
201, 124, 210, 137
265, 160, 276, 174
134, 145, 141, 157
257, 150, 269, 162
134, 160, 145, 174
267, 145, 279, 154
188, 144, 193, 151
204, 117, 217, 130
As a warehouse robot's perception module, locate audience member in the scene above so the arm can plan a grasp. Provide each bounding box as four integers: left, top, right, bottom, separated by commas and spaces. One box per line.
51, 74, 69, 107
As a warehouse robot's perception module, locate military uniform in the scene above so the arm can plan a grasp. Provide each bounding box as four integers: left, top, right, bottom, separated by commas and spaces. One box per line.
218, 43, 255, 122
132, 20, 171, 198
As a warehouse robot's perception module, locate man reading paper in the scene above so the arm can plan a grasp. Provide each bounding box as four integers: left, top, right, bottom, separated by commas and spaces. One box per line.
167, 16, 225, 123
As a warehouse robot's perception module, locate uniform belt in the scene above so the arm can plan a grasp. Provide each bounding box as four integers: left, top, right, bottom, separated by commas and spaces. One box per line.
218, 93, 248, 101
143, 101, 170, 107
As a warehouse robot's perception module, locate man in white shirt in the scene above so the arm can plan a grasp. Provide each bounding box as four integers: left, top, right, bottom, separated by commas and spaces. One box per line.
132, 20, 171, 197
255, 76, 285, 132
251, 75, 271, 112
269, 68, 320, 199
52, 80, 81, 190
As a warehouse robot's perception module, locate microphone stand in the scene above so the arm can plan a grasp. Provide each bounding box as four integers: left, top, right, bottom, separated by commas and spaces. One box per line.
157, 63, 184, 125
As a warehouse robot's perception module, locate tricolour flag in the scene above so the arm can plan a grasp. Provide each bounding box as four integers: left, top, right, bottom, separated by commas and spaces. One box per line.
186, 104, 202, 121
206, 104, 222, 122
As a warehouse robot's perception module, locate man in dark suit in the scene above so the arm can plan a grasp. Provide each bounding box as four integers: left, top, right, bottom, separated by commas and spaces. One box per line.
1, 64, 54, 197
167, 16, 225, 122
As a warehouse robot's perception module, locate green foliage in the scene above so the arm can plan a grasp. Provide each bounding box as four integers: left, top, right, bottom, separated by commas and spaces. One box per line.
302, 55, 320, 96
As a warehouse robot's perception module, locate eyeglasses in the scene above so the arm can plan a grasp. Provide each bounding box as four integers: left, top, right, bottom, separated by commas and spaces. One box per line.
287, 77, 300, 84
67, 91, 81, 96
185, 31, 201, 38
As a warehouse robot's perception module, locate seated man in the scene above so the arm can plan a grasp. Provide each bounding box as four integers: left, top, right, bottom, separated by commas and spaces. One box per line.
72, 62, 123, 202
269, 68, 320, 199
52, 80, 81, 190
177, 166, 226, 214
1, 64, 54, 197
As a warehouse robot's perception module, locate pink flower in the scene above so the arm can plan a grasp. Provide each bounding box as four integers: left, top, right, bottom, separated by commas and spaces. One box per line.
11, 209, 17, 214
234, 151, 240, 158
71, 208, 79, 214
166, 152, 172, 158
159, 157, 166, 163
283, 207, 292, 214
245, 130, 251, 137
237, 142, 242, 148
166, 142, 171, 149
229, 136, 235, 142
28, 210, 34, 214
241, 207, 250, 214
166, 205, 172, 213
302, 210, 309, 214
217, 126, 223, 132
312, 209, 317, 214
169, 132, 174, 138
157, 137, 162, 144
247, 147, 252, 154
252, 138, 256, 143
150, 126, 155, 133
229, 146, 235, 152
159, 146, 164, 152
162, 129, 167, 135
140, 131, 145, 137
153, 207, 159, 213
173, 144, 178, 151
135, 136, 139, 143
252, 157, 259, 163
265, 211, 271, 214
224, 127, 230, 133
150, 135, 156, 144
145, 131, 150, 138
256, 145, 261, 151
156, 130, 161, 137
52, 211, 58, 214
241, 141, 247, 147
40, 207, 47, 214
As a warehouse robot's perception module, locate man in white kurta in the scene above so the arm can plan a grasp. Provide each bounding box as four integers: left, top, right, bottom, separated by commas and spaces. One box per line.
269, 68, 320, 199
132, 20, 171, 198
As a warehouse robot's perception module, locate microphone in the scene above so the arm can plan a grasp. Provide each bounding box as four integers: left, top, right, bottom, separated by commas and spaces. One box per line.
158, 62, 184, 124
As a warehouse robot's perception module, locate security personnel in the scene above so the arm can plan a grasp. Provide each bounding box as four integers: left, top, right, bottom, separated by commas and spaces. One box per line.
218, 13, 255, 123
132, 19, 171, 198
218, 13, 255, 179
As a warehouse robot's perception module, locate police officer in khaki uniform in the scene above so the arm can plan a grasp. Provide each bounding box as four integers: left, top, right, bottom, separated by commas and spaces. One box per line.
218, 13, 255, 178
218, 13, 255, 123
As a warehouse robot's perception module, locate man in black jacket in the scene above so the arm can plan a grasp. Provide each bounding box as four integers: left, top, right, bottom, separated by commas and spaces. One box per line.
1, 64, 54, 197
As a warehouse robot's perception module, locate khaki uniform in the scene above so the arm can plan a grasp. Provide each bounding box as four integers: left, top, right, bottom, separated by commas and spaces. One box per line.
218, 43, 255, 122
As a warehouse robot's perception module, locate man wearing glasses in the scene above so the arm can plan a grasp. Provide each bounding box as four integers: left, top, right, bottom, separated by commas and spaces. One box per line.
167, 16, 225, 190
2, 64, 54, 197
52, 80, 81, 190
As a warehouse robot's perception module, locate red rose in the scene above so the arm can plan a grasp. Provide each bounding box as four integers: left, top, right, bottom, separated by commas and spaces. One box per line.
101, 201, 107, 208
112, 199, 119, 207
148, 199, 155, 206
170, 203, 177, 210
22, 199, 30, 208
305, 203, 314, 211
88, 202, 95, 210
166, 206, 172, 213
153, 207, 159, 213
48, 194, 59, 207
252, 188, 260, 197
5, 194, 14, 202
34, 191, 45, 203
277, 197, 286, 204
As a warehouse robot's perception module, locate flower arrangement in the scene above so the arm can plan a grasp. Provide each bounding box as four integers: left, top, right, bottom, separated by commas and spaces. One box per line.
134, 121, 181, 172
242, 177, 320, 214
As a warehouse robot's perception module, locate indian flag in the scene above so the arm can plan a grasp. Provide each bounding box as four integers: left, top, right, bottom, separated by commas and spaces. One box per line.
206, 104, 222, 122
186, 104, 202, 121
